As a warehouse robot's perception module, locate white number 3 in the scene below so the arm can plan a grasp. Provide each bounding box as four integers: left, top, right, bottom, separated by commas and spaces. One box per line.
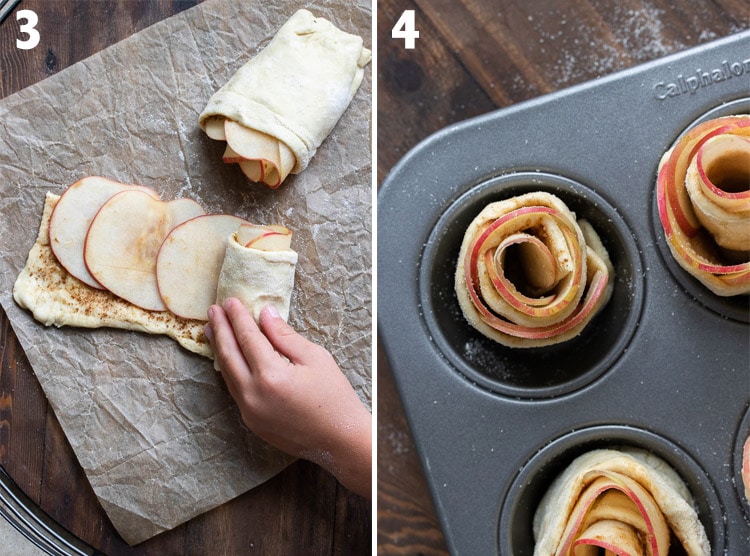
17, 9, 40, 50
391, 10, 419, 50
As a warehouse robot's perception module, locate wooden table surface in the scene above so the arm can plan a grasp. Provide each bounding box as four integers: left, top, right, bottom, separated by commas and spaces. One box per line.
376, 0, 749, 554
0, 1, 370, 554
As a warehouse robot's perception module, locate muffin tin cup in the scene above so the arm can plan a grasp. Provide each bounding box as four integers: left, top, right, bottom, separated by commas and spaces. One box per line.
649, 96, 750, 323
420, 172, 643, 399
378, 31, 750, 555
497, 425, 725, 555
733, 404, 750, 519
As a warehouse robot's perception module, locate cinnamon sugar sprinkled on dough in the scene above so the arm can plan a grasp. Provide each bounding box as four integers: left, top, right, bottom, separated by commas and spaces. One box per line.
13, 193, 212, 358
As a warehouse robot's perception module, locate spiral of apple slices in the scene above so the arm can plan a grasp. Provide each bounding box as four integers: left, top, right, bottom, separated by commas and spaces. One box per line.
205, 117, 296, 189
656, 114, 750, 296
533, 449, 710, 556
454, 191, 614, 348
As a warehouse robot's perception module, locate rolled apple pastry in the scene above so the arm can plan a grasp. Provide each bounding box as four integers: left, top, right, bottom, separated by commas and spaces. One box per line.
656, 115, 750, 296
533, 448, 710, 556
454, 191, 614, 348
199, 9, 371, 188
215, 230, 297, 322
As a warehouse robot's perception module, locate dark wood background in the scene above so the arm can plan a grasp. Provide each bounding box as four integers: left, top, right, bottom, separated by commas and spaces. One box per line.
376, 0, 749, 554
0, 1, 371, 554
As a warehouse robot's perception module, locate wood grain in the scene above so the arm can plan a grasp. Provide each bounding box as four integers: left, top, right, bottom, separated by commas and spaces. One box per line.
0, 1, 371, 554
376, 0, 749, 553
377, 0, 495, 185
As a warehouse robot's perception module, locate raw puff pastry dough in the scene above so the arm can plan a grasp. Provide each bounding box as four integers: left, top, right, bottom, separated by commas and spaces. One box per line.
14, 194, 298, 358
199, 9, 371, 175
13, 193, 212, 358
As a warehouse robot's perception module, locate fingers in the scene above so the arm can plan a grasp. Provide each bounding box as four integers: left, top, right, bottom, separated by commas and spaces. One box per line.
258, 304, 321, 364
204, 304, 251, 400
221, 298, 281, 372
209, 298, 316, 374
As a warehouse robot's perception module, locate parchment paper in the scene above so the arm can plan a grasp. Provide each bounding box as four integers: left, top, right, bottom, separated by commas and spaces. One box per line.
0, 0, 371, 545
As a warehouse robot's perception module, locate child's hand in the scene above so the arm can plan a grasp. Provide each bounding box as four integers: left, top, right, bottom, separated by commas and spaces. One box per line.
204, 298, 371, 498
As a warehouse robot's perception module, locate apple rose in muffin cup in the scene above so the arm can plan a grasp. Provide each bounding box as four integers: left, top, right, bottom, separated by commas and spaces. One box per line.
533, 449, 710, 556
454, 191, 614, 348
656, 115, 750, 296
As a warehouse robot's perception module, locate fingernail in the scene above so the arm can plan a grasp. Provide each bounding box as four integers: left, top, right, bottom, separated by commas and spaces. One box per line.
264, 304, 280, 319
207, 306, 215, 320
203, 323, 213, 342
223, 298, 235, 310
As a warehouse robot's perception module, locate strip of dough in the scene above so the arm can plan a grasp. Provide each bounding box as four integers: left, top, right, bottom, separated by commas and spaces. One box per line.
215, 233, 297, 322
13, 193, 211, 358
199, 9, 371, 181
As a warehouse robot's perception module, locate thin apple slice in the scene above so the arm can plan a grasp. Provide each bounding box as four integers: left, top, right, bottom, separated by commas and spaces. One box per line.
224, 120, 276, 161
238, 159, 263, 182
156, 214, 249, 320
84, 190, 205, 311
556, 474, 670, 556
235, 223, 268, 246
236, 223, 292, 251
222, 143, 245, 164
246, 230, 292, 252
224, 120, 296, 188
48, 176, 159, 289
204, 116, 226, 141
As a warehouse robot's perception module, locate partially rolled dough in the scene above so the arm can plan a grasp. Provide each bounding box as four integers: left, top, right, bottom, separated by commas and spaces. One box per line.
14, 194, 300, 359
198, 9, 371, 174
216, 233, 298, 322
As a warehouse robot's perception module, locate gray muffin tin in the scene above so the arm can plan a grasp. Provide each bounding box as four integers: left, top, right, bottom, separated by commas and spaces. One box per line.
378, 32, 750, 555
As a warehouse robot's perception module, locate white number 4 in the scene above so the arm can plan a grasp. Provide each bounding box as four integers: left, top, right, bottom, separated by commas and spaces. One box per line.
391, 10, 419, 50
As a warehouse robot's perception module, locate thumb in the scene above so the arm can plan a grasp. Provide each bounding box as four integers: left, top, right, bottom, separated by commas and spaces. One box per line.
258, 305, 316, 363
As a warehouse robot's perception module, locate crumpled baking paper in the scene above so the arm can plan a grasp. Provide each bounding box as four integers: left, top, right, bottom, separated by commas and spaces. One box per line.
0, 0, 371, 545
